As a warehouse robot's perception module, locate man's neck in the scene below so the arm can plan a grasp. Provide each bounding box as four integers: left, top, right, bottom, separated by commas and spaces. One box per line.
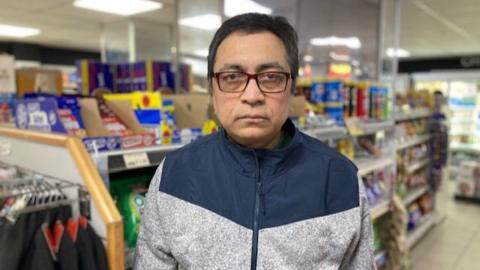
228, 130, 283, 150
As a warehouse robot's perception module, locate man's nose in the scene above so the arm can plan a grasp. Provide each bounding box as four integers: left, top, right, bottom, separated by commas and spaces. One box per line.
240, 77, 265, 106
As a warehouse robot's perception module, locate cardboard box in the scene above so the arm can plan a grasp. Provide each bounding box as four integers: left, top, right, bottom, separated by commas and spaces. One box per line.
0, 54, 16, 93
16, 68, 63, 96
76, 60, 115, 95
79, 98, 155, 149
290, 96, 307, 117
168, 94, 211, 129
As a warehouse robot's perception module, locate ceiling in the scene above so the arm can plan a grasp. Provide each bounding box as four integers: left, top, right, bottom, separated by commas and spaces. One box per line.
399, 0, 480, 57
0, 0, 479, 62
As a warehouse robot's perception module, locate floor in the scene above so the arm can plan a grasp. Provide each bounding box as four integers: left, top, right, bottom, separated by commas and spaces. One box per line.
410, 180, 480, 270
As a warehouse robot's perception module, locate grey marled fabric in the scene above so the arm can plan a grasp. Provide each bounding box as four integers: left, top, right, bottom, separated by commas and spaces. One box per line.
134, 165, 375, 270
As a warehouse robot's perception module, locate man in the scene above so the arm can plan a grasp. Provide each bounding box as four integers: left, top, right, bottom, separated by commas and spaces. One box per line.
135, 13, 374, 269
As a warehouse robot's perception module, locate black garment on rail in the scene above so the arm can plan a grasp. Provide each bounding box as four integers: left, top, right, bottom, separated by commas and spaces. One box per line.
1, 209, 107, 270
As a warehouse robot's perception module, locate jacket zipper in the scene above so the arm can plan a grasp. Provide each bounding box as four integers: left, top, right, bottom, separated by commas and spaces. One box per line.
250, 152, 262, 270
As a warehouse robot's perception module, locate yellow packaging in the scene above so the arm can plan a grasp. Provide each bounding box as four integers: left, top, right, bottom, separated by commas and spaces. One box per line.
103, 92, 162, 109
202, 120, 218, 135
161, 121, 172, 145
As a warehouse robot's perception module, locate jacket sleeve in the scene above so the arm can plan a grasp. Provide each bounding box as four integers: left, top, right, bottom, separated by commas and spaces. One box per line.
134, 161, 177, 270
340, 174, 376, 270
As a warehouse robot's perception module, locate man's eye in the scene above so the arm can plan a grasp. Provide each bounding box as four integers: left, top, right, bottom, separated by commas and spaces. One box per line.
261, 73, 282, 81
222, 73, 243, 81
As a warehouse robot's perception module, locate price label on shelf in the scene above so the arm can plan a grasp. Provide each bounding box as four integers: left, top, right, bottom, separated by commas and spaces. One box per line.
123, 152, 150, 169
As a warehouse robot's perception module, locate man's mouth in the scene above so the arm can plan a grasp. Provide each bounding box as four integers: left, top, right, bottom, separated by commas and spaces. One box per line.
237, 115, 269, 122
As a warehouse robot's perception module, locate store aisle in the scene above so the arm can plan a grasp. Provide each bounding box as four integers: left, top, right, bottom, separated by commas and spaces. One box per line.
411, 181, 480, 270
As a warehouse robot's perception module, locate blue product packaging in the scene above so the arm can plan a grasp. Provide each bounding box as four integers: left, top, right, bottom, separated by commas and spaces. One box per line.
82, 136, 122, 152
309, 82, 325, 104
15, 98, 67, 134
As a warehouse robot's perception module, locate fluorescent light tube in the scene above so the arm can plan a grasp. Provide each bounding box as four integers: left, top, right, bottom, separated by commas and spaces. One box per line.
310, 36, 361, 49
179, 14, 221, 31
73, 0, 162, 16
194, 49, 209, 58
0, 24, 40, 38
224, 0, 272, 17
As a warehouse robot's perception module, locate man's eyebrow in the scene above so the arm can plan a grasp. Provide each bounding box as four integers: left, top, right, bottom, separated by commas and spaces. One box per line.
217, 64, 245, 72
256, 62, 288, 72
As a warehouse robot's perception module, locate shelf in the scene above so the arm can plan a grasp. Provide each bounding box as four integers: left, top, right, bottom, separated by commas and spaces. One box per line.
454, 194, 480, 204
394, 108, 432, 122
370, 199, 391, 220
407, 213, 437, 248
406, 158, 430, 174
374, 250, 387, 268
355, 156, 395, 176
403, 186, 429, 206
302, 126, 348, 140
449, 142, 480, 155
358, 120, 395, 136
93, 144, 186, 173
396, 134, 432, 151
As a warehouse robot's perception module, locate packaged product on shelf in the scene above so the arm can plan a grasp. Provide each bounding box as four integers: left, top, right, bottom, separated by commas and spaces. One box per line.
0, 93, 15, 124
129, 60, 175, 92
341, 81, 351, 118
407, 170, 428, 188
115, 63, 132, 93
418, 194, 434, 214
79, 98, 155, 151
178, 63, 193, 92
324, 80, 344, 125
348, 83, 357, 117
456, 160, 480, 197
97, 97, 132, 137
358, 135, 382, 157
407, 203, 422, 231
76, 60, 115, 96
15, 97, 68, 134
110, 175, 150, 248
0, 54, 16, 93
202, 120, 218, 135
372, 220, 384, 251
310, 82, 325, 114
363, 170, 388, 206
356, 83, 370, 120
336, 139, 354, 160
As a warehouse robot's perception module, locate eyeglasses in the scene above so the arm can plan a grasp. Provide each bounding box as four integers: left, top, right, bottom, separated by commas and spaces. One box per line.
213, 71, 292, 93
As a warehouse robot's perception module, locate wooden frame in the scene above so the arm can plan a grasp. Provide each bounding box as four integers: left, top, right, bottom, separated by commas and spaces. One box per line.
0, 127, 124, 270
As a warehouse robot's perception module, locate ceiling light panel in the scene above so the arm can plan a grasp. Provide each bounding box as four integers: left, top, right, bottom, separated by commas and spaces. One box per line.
73, 0, 163, 16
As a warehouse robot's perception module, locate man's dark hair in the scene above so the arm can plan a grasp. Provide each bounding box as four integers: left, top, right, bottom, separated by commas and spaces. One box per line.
207, 13, 299, 90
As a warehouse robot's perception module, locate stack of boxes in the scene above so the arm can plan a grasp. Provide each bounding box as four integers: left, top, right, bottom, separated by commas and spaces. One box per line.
77, 60, 187, 94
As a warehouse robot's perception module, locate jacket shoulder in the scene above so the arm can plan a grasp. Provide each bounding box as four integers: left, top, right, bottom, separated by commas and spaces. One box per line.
300, 132, 358, 172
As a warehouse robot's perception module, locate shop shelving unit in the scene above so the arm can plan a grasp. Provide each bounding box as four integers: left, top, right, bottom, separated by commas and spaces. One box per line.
394, 108, 440, 253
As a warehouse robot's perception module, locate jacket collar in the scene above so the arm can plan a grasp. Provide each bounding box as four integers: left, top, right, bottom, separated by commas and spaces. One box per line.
219, 118, 303, 176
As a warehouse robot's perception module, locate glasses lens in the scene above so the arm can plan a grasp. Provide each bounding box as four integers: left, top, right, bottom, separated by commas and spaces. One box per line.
218, 72, 248, 92
258, 72, 287, 92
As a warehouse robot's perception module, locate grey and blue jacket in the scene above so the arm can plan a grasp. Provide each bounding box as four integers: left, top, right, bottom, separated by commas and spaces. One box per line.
134, 119, 375, 270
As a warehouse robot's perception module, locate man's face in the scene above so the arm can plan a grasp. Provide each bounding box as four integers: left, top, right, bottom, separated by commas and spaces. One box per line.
212, 31, 292, 148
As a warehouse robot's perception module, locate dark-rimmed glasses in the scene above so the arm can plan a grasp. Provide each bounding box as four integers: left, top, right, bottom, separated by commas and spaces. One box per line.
213, 71, 291, 93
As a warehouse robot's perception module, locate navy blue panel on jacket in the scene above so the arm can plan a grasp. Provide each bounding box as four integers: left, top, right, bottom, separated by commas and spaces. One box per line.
159, 118, 359, 230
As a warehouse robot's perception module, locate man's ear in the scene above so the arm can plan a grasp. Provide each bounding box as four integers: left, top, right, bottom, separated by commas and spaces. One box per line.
208, 79, 217, 114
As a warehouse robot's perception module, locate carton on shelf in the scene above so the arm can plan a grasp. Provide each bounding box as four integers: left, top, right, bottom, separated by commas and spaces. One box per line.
76, 60, 115, 96
290, 96, 307, 117
16, 68, 63, 96
79, 98, 155, 151
0, 54, 16, 93
168, 94, 211, 129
